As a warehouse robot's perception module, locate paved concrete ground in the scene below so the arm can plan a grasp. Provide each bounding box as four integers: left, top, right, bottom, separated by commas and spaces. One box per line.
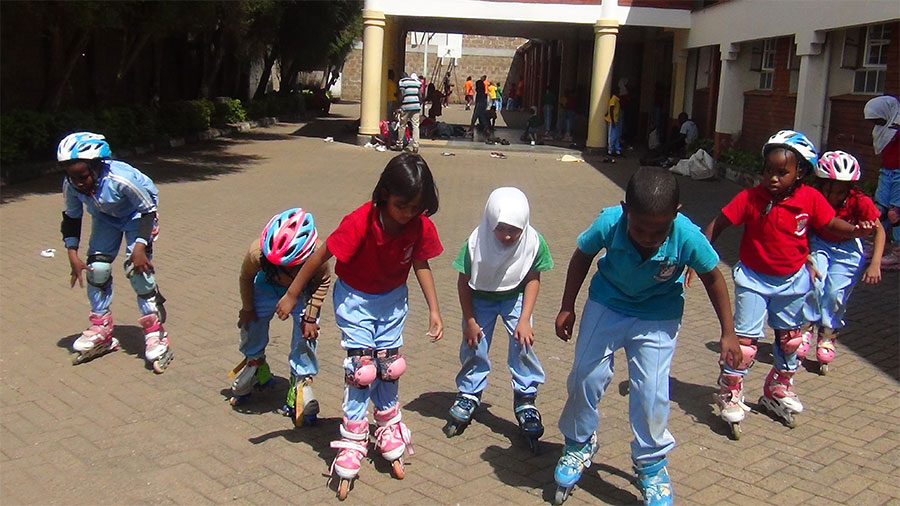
1, 104, 898, 505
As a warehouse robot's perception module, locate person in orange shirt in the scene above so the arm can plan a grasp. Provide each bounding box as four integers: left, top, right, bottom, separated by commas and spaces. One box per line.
464, 76, 474, 111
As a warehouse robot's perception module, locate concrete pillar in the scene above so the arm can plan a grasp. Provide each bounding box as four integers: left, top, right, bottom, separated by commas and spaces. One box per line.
793, 30, 829, 148
379, 17, 399, 122
358, 9, 385, 144
714, 43, 743, 158
670, 29, 689, 120
586, 18, 619, 152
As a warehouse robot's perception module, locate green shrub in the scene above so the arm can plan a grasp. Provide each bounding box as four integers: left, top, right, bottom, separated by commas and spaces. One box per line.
0, 109, 57, 164
720, 147, 763, 171
162, 99, 213, 136
212, 98, 247, 125
245, 93, 306, 119
686, 137, 713, 155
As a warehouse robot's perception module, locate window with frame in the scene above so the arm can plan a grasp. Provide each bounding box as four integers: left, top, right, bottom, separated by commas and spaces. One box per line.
852, 23, 890, 94
758, 39, 776, 90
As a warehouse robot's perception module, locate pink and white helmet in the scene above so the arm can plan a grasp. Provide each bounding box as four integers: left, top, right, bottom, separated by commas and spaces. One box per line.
260, 208, 318, 267
815, 150, 860, 182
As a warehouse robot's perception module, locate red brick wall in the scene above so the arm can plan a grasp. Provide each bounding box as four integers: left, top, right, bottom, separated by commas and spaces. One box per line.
883, 22, 899, 97
737, 37, 797, 152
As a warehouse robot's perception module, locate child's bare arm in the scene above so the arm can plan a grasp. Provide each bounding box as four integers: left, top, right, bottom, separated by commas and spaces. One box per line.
863, 221, 886, 284
697, 267, 740, 368
458, 274, 481, 349
276, 245, 333, 320
556, 249, 595, 341
238, 249, 259, 329
685, 214, 731, 288
414, 259, 443, 342
822, 217, 873, 239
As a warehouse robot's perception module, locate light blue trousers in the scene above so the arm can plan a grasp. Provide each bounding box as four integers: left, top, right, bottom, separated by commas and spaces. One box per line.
86, 216, 156, 316
455, 294, 546, 397
238, 273, 318, 377
558, 299, 679, 463
334, 279, 407, 420
875, 168, 900, 242
802, 235, 864, 330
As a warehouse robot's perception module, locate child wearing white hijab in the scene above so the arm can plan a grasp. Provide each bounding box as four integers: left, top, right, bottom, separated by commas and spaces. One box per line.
443, 187, 553, 452
864, 95, 900, 264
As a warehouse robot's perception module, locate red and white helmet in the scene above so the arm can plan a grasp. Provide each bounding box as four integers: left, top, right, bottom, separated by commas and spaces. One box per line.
815, 150, 860, 182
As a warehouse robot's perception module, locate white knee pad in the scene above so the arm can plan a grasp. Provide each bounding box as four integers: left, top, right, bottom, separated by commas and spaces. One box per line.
375, 348, 406, 382
86, 255, 114, 289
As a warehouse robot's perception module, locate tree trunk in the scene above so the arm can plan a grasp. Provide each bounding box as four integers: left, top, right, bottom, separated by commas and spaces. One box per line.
41, 29, 90, 112
112, 29, 152, 99
199, 29, 227, 99
253, 46, 278, 100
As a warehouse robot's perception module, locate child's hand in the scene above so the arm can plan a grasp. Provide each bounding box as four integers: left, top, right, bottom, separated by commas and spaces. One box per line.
68, 251, 89, 288
275, 293, 298, 320
719, 332, 742, 369
806, 255, 822, 283
237, 309, 258, 330
514, 320, 535, 350
862, 262, 882, 284
301, 320, 320, 340
853, 221, 876, 238
683, 267, 696, 288
129, 243, 154, 274
463, 318, 482, 349
427, 310, 443, 342
555, 310, 576, 341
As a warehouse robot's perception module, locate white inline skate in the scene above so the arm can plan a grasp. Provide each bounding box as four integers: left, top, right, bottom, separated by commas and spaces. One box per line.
713, 373, 750, 440
228, 356, 273, 405
282, 374, 319, 427
71, 312, 120, 365
758, 367, 803, 428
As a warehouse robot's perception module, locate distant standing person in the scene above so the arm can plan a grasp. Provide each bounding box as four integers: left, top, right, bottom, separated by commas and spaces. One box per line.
442, 71, 453, 107
542, 86, 557, 137
396, 73, 422, 153
464, 76, 474, 110
386, 70, 398, 117
470, 75, 489, 134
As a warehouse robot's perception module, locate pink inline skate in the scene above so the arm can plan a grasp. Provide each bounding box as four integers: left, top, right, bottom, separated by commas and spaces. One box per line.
374, 405, 413, 479
330, 417, 369, 500
71, 312, 119, 365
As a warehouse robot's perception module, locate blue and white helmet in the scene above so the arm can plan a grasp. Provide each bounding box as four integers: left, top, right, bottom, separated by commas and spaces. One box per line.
762, 130, 818, 172
57, 132, 112, 162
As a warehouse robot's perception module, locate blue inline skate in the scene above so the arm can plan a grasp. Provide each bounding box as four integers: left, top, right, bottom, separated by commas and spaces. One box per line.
443, 392, 480, 437
553, 433, 598, 504
634, 457, 673, 505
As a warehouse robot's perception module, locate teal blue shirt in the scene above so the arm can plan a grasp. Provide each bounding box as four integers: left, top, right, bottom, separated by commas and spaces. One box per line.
577, 206, 719, 321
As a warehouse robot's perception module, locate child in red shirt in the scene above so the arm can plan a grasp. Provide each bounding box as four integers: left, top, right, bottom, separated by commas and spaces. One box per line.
275, 153, 443, 499
797, 151, 885, 375
700, 130, 871, 436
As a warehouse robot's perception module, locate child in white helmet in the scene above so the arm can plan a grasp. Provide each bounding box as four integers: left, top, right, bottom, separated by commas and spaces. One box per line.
797, 151, 885, 375
58, 132, 172, 373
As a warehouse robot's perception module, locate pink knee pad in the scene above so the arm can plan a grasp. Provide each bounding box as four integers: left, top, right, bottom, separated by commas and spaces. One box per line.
777, 328, 803, 355
736, 337, 758, 370
376, 349, 406, 382
344, 354, 377, 388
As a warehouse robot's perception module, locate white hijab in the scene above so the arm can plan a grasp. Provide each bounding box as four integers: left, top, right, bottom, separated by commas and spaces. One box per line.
468, 187, 540, 292
864, 96, 900, 154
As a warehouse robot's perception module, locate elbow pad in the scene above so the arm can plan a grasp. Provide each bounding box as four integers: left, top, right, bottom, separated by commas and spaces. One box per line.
137, 212, 157, 243
61, 212, 82, 244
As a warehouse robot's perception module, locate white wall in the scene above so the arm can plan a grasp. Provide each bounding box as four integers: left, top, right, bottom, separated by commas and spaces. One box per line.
687, 0, 898, 49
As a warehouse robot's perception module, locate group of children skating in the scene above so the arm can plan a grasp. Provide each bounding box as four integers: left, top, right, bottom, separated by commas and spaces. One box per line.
56, 113, 894, 504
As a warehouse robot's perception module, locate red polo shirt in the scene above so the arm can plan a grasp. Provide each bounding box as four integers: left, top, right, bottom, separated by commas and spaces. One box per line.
816, 189, 879, 243
722, 184, 835, 276
326, 201, 443, 294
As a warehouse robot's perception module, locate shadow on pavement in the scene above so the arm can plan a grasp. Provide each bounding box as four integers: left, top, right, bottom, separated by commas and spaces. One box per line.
668, 376, 727, 438
56, 324, 146, 358
290, 109, 359, 145
2, 140, 264, 204
248, 415, 339, 491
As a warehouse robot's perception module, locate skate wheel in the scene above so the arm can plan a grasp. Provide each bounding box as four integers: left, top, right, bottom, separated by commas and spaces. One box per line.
443, 421, 460, 438
820, 363, 829, 375
337, 479, 350, 500
527, 437, 541, 455
301, 414, 318, 427
785, 413, 797, 429
391, 459, 405, 480
730, 422, 742, 440
229, 395, 245, 407
152, 350, 174, 374
554, 486, 571, 505
71, 352, 83, 366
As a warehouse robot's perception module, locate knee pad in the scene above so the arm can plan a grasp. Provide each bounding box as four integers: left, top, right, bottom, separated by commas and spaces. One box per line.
343, 350, 377, 388
737, 337, 758, 370
86, 254, 114, 289
126, 266, 157, 298
375, 348, 406, 382
776, 328, 803, 355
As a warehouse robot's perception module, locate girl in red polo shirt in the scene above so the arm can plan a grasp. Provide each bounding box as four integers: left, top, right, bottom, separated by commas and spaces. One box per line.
275, 153, 443, 499
702, 131, 870, 435
797, 151, 885, 375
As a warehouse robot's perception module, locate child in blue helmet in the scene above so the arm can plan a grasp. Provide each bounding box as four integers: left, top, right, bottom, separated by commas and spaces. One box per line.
228, 208, 331, 428
58, 132, 172, 373
703, 131, 873, 434
552, 167, 738, 506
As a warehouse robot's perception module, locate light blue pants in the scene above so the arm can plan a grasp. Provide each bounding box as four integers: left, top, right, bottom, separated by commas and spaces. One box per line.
455, 295, 546, 397
607, 122, 622, 154
238, 272, 318, 377
543, 104, 555, 133
727, 262, 809, 374
334, 279, 408, 420
86, 216, 156, 316
875, 168, 900, 242
558, 299, 679, 463
557, 110, 576, 137
802, 235, 864, 330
